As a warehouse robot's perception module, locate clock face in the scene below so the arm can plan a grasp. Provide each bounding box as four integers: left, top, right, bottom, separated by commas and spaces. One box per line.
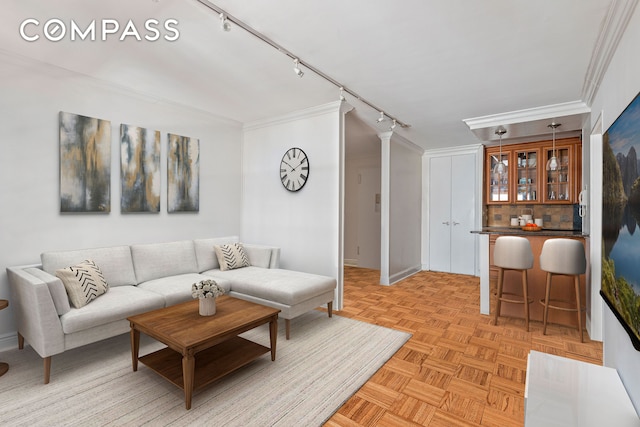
280, 147, 309, 192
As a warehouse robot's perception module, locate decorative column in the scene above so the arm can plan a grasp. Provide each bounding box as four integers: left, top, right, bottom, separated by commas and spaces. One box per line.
378, 131, 392, 285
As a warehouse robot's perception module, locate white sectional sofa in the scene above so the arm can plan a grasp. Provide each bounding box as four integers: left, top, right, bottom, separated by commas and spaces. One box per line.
6, 236, 336, 383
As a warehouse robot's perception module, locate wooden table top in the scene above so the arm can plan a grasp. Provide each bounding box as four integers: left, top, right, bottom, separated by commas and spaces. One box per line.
128, 296, 280, 351
0, 300, 7, 310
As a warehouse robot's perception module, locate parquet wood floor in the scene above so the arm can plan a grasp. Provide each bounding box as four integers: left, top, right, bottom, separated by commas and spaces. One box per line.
323, 267, 603, 427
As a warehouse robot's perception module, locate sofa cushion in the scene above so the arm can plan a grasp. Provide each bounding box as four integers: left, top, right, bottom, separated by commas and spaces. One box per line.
214, 243, 250, 271
193, 236, 239, 272
41, 245, 136, 287
205, 267, 336, 306
130, 240, 198, 284
137, 273, 232, 307
55, 260, 109, 308
60, 286, 165, 334
242, 244, 273, 268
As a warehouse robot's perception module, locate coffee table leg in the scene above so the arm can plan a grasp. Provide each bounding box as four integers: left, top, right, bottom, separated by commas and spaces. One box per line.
130, 324, 140, 372
269, 316, 278, 361
182, 352, 195, 410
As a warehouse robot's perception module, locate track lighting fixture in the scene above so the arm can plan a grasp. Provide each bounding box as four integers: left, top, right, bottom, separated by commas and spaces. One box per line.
293, 59, 304, 78
547, 122, 561, 171
197, 1, 410, 128
219, 13, 231, 31
493, 128, 507, 175
390, 119, 397, 130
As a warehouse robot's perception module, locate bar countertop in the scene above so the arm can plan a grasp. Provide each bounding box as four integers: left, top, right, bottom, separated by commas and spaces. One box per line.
471, 227, 588, 237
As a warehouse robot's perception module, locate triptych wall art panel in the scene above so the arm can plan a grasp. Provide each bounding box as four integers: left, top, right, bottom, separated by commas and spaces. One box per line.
59, 112, 111, 213
59, 113, 200, 214
120, 124, 161, 213
167, 133, 200, 213
602, 90, 640, 351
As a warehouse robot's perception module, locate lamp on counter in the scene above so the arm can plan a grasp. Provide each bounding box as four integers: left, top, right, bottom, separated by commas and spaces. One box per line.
493, 127, 507, 175
547, 122, 561, 171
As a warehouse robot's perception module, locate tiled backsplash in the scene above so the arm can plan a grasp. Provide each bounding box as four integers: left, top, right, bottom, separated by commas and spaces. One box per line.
485, 204, 581, 230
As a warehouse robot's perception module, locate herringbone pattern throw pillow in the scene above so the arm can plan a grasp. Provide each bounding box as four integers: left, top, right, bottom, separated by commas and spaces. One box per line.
214, 243, 250, 271
56, 259, 109, 308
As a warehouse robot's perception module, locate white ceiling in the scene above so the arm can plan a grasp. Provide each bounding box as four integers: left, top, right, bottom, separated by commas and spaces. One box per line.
0, 0, 614, 150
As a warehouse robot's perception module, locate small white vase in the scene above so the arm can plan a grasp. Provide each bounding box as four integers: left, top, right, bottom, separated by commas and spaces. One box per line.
199, 298, 216, 316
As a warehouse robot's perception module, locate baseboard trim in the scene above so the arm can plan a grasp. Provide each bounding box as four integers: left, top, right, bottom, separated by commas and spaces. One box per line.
389, 265, 421, 285
0, 331, 19, 353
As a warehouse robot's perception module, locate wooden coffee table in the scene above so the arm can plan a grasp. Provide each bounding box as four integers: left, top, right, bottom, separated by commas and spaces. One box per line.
128, 295, 280, 409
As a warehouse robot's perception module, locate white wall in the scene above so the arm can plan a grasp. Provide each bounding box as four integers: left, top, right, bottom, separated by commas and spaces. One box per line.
0, 52, 243, 346
589, 6, 640, 411
388, 136, 423, 283
241, 102, 342, 288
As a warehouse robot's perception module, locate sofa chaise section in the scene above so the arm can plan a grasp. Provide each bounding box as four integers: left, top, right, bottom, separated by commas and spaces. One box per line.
206, 266, 336, 339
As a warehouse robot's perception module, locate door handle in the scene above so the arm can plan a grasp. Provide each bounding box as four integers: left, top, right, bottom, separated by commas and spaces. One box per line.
453, 221, 460, 226
442, 221, 450, 225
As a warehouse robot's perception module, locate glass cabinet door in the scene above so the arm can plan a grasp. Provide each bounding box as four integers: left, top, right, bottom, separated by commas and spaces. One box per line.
544, 145, 572, 203
515, 149, 539, 203
487, 151, 510, 203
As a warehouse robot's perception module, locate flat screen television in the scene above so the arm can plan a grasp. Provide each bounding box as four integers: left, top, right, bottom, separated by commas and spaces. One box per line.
601, 90, 640, 351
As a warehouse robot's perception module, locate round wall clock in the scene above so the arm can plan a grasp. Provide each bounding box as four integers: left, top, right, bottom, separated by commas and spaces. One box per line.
280, 147, 309, 192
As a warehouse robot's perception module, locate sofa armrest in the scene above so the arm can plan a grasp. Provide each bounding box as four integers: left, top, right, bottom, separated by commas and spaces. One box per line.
242, 244, 280, 269
6, 265, 65, 358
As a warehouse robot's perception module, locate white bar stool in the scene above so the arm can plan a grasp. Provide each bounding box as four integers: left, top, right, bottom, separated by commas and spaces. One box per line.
539, 238, 586, 342
493, 236, 534, 331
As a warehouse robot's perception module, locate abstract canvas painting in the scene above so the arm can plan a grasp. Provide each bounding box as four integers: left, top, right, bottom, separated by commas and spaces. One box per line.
59, 112, 111, 213
167, 133, 199, 212
602, 90, 640, 351
120, 124, 160, 213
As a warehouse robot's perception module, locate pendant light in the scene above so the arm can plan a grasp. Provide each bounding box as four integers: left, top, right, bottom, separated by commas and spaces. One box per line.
547, 122, 561, 171
493, 128, 507, 175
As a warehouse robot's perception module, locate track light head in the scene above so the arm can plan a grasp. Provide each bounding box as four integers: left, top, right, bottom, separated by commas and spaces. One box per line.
390, 119, 397, 130
377, 111, 385, 123
293, 59, 304, 78
219, 13, 231, 32
339, 87, 345, 102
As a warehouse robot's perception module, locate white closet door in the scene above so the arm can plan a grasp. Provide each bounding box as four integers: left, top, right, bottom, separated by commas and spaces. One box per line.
428, 156, 452, 272
450, 153, 477, 275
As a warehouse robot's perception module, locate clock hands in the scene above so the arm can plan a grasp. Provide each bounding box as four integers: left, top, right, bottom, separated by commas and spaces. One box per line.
282, 160, 296, 171
283, 159, 306, 172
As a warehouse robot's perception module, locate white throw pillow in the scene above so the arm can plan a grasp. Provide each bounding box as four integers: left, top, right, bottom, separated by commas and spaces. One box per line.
214, 243, 250, 271
56, 259, 109, 308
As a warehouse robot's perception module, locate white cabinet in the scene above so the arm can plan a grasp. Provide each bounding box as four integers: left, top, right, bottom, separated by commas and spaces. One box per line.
525, 351, 638, 426
427, 151, 478, 275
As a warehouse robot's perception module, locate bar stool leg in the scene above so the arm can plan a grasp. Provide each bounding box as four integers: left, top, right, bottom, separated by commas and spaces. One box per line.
494, 268, 504, 326
522, 270, 530, 332
542, 272, 552, 335
574, 275, 583, 343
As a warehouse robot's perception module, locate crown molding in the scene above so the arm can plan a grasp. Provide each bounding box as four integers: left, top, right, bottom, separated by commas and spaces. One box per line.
582, 0, 639, 105
243, 101, 342, 131
391, 133, 425, 154
423, 143, 484, 158
463, 101, 590, 131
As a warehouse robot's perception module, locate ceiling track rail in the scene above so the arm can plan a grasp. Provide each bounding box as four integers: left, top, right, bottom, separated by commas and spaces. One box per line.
195, 0, 410, 128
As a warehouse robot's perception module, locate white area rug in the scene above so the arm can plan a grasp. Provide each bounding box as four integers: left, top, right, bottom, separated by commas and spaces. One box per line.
0, 311, 410, 426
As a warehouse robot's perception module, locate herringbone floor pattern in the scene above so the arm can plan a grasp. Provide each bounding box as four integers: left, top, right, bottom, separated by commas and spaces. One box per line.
324, 267, 603, 427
